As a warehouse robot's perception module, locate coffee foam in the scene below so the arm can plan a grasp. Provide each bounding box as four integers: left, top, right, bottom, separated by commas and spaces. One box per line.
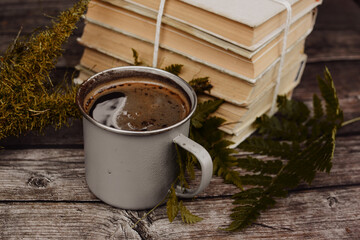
84, 77, 191, 131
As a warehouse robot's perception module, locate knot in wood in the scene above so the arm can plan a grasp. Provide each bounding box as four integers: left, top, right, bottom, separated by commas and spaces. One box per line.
327, 196, 338, 208
27, 175, 51, 188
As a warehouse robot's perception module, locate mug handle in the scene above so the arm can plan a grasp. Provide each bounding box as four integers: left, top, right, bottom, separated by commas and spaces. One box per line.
172, 134, 213, 198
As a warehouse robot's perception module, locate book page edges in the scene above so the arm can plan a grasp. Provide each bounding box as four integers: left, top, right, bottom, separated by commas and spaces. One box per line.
82, 15, 311, 85
218, 54, 307, 135
101, 0, 320, 53
87, 1, 316, 59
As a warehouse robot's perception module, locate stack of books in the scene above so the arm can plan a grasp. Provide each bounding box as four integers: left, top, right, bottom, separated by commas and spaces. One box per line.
75, 0, 322, 148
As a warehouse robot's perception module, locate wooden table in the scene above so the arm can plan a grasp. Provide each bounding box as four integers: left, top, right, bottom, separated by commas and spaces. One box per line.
1, 0, 360, 239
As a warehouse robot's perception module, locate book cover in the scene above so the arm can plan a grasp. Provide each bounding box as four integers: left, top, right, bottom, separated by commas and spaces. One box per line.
85, 0, 316, 79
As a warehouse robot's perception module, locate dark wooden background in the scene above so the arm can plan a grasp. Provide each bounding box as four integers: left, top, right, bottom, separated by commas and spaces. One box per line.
0, 0, 360, 239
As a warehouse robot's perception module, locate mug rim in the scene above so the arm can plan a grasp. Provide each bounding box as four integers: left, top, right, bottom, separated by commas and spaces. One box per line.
76, 66, 197, 136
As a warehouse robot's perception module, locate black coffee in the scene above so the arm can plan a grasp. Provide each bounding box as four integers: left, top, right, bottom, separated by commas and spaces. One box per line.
85, 78, 190, 131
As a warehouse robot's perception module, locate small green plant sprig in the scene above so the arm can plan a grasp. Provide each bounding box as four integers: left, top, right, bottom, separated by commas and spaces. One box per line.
167, 63, 359, 231
163, 63, 243, 223
226, 68, 343, 231
0, 0, 89, 140
131, 51, 352, 230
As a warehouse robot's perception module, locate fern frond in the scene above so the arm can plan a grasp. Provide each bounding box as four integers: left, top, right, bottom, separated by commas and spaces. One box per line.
228, 67, 342, 231
175, 144, 189, 188
237, 157, 283, 175
226, 195, 276, 231
131, 48, 143, 66
163, 64, 183, 76
313, 94, 324, 120
232, 188, 264, 200
191, 99, 223, 128
254, 114, 308, 141
166, 186, 179, 223
189, 77, 213, 94
276, 95, 310, 123
239, 137, 297, 160
317, 67, 343, 126
179, 201, 203, 224
214, 159, 243, 189
239, 174, 272, 187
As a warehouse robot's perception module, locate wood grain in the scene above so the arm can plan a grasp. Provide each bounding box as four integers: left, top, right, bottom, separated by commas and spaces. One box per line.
0, 0, 359, 239
0, 186, 359, 239
0, 0, 84, 67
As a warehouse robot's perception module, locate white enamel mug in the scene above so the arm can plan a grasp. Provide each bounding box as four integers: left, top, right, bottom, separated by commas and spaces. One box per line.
76, 66, 213, 210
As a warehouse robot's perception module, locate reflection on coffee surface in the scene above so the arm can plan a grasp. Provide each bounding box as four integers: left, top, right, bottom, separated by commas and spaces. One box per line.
86, 78, 190, 131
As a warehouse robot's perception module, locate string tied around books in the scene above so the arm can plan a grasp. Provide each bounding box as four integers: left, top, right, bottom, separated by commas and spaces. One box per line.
269, 0, 292, 115
152, 0, 292, 114
152, 0, 166, 68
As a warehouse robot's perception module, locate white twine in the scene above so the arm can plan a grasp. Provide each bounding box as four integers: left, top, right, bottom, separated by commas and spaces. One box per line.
152, 0, 167, 68
270, 0, 292, 114
152, 0, 292, 114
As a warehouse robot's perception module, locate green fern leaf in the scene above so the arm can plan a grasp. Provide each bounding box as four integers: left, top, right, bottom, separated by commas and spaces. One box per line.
175, 144, 189, 188
317, 67, 343, 126
254, 98, 309, 141
163, 64, 183, 76
232, 188, 264, 199
131, 48, 143, 66
185, 153, 197, 181
276, 95, 310, 123
237, 156, 283, 175
189, 77, 213, 94
166, 186, 179, 223
239, 174, 272, 187
228, 68, 342, 231
222, 168, 243, 189
226, 195, 276, 231
313, 94, 324, 120
179, 201, 203, 224
164, 64, 184, 76
191, 99, 223, 128
239, 137, 296, 160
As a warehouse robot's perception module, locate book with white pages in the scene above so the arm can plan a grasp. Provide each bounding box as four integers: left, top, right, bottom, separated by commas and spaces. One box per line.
85, 0, 317, 79
77, 20, 308, 106
100, 0, 322, 53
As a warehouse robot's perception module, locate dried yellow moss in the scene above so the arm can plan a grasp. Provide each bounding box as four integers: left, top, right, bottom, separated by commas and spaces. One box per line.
0, 0, 89, 140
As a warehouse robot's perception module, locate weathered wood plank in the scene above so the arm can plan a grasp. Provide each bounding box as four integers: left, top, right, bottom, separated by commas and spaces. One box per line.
0, 0, 78, 34
312, 0, 360, 31
149, 186, 360, 239
305, 30, 360, 62
0, 186, 359, 239
0, 202, 145, 239
295, 61, 360, 100
0, 0, 84, 67
0, 148, 96, 201
1, 134, 359, 201
0, 119, 83, 148
305, 0, 360, 62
